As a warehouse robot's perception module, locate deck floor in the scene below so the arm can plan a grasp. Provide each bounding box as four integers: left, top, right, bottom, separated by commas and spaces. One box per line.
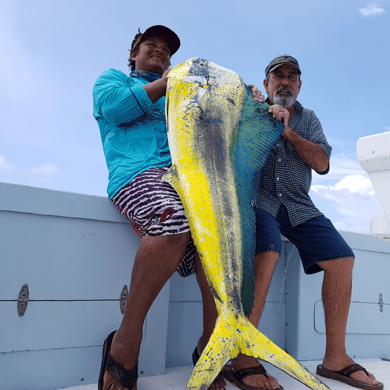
58, 359, 389, 390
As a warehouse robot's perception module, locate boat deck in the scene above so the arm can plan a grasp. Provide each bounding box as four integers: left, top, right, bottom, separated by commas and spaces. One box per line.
58, 359, 390, 390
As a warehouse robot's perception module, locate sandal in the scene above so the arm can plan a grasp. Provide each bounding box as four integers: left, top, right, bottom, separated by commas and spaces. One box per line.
223, 363, 284, 390
316, 364, 383, 390
98, 331, 138, 390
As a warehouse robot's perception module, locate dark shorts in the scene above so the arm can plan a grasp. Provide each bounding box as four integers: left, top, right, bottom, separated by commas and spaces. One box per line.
112, 167, 195, 277
255, 204, 355, 274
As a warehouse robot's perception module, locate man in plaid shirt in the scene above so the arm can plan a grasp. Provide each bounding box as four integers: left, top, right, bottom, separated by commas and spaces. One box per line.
222, 56, 382, 390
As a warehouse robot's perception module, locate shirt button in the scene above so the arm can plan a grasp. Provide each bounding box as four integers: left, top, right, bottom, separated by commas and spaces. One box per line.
278, 159, 281, 162
276, 177, 280, 180
279, 193, 282, 197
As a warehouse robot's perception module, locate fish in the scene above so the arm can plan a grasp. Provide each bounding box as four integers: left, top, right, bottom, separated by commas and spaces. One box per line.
163, 57, 330, 390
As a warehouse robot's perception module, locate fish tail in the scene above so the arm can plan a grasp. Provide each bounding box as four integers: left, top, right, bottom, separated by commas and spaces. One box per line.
186, 314, 330, 390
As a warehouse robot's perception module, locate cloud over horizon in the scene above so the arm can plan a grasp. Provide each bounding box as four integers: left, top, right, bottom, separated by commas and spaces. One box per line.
0, 155, 16, 171
30, 163, 60, 175
359, 4, 385, 17
311, 174, 382, 233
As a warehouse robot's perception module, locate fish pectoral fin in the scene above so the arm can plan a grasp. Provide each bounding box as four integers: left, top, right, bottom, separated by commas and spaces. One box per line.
162, 166, 180, 188
193, 87, 208, 113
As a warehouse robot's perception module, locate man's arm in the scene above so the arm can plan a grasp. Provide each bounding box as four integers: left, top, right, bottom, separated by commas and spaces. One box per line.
142, 68, 170, 103
93, 68, 169, 126
269, 104, 329, 172
282, 127, 329, 172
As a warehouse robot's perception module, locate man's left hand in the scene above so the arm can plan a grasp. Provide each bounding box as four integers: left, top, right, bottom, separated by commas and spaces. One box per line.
248, 84, 265, 102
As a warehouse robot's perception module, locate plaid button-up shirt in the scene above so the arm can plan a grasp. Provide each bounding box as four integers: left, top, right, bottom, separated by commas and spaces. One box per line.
255, 100, 332, 227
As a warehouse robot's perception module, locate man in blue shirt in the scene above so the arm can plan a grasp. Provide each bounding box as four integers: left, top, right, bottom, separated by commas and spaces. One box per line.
94, 25, 197, 390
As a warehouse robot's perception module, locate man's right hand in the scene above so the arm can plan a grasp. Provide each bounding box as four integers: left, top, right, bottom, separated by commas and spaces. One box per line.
143, 68, 171, 103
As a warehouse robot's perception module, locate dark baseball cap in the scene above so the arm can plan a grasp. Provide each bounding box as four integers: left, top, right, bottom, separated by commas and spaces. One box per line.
265, 55, 301, 77
136, 25, 180, 55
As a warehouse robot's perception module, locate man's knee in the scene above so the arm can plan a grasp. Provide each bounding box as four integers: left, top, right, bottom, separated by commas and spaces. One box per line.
164, 231, 191, 247
318, 256, 355, 273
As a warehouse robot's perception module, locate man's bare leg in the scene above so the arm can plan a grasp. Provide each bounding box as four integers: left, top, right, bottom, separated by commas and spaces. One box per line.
196, 251, 226, 390
231, 250, 282, 390
197, 250, 282, 390
103, 232, 191, 390
319, 257, 380, 387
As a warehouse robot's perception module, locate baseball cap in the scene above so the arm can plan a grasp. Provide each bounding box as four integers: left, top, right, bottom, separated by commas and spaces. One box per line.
135, 25, 180, 55
265, 55, 301, 77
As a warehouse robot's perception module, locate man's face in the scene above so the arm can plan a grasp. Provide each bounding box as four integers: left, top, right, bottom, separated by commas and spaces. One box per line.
263, 65, 302, 108
131, 36, 171, 75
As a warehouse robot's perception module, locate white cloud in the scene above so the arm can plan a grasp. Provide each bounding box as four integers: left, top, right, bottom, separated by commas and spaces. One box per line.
30, 163, 60, 175
359, 4, 385, 17
334, 174, 376, 195
313, 153, 367, 182
333, 221, 347, 231
311, 174, 383, 233
0, 155, 16, 170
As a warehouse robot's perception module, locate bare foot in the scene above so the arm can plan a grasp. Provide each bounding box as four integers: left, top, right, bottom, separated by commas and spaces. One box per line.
196, 341, 226, 390
230, 354, 282, 390
322, 355, 380, 387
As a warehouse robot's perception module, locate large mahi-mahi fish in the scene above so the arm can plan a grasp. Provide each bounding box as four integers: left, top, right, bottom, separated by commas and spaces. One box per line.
163, 57, 330, 390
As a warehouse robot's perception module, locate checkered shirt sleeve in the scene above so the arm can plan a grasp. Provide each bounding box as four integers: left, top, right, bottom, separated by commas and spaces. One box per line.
255, 101, 332, 227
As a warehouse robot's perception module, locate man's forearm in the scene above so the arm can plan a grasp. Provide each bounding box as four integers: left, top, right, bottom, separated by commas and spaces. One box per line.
143, 77, 168, 103
283, 127, 329, 171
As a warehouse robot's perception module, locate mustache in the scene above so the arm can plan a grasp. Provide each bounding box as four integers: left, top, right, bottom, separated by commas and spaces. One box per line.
276, 86, 293, 95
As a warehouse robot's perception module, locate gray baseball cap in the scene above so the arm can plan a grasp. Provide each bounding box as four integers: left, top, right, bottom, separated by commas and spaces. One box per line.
265, 55, 301, 76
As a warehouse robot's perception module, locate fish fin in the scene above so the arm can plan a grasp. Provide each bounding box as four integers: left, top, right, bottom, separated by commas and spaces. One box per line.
186, 314, 331, 390
185, 316, 240, 390
234, 86, 285, 315
240, 320, 331, 390
162, 165, 180, 190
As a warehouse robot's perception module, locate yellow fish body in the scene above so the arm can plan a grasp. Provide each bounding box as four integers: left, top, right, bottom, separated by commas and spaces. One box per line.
164, 58, 330, 390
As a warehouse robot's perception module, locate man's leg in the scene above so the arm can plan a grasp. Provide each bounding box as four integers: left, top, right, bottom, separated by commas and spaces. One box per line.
319, 257, 380, 387
230, 250, 282, 390
197, 251, 282, 389
103, 232, 191, 390
196, 251, 226, 390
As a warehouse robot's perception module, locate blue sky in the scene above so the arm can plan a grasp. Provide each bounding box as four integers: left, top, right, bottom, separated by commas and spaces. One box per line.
0, 0, 389, 234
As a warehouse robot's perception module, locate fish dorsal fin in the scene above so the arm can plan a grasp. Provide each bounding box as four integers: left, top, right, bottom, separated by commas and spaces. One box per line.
234, 86, 284, 315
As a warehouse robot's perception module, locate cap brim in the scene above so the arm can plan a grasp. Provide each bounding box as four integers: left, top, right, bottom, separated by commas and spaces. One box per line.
140, 25, 180, 55
267, 61, 301, 76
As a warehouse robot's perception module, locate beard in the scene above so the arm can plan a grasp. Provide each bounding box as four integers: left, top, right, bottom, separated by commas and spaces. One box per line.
273, 86, 295, 108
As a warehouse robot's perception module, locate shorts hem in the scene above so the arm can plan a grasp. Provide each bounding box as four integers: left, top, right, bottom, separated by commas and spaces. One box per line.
304, 252, 355, 275
255, 247, 282, 256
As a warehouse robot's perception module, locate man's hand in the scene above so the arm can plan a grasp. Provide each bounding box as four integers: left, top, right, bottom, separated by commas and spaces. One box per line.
269, 104, 329, 171
143, 68, 171, 103
162, 68, 171, 81
269, 104, 291, 136
248, 84, 265, 103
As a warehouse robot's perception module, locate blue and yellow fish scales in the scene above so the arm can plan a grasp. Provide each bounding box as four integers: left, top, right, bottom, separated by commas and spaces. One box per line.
164, 58, 330, 390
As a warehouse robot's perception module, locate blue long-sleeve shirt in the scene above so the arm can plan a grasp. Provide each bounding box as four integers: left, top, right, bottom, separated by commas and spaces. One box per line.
93, 68, 171, 198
